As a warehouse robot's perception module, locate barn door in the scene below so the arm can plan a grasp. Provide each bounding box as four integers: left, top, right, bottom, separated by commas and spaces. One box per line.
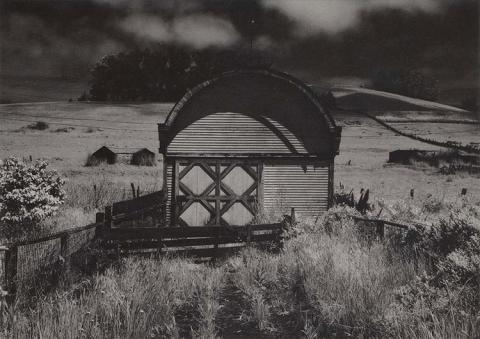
175, 160, 261, 226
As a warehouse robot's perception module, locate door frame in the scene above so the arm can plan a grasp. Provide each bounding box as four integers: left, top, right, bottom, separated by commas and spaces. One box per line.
172, 158, 263, 226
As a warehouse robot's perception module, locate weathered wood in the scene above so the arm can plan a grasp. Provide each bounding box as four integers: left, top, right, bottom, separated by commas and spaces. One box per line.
96, 212, 105, 223
104, 206, 112, 235
175, 159, 260, 226
4, 246, 18, 303
60, 233, 71, 275
130, 183, 136, 198
112, 191, 164, 216
213, 227, 220, 260
103, 232, 279, 251
105, 223, 282, 240
352, 216, 413, 230
376, 221, 385, 239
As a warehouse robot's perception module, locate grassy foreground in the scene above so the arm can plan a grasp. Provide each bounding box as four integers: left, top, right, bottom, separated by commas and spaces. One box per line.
2, 199, 479, 338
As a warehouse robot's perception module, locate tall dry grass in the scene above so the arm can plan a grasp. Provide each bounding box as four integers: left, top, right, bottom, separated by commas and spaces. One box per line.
3, 257, 225, 338
2, 200, 479, 338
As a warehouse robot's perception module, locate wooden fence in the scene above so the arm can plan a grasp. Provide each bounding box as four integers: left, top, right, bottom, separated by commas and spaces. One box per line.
102, 223, 283, 258
0, 190, 284, 301
0, 187, 421, 303
108, 190, 165, 228
352, 215, 421, 239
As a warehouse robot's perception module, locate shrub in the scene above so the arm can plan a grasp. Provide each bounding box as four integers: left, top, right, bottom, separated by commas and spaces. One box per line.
52, 127, 74, 133
0, 157, 65, 239
27, 121, 49, 130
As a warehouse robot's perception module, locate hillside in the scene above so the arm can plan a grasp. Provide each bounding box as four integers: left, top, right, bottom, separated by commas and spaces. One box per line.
0, 100, 479, 204
325, 86, 478, 124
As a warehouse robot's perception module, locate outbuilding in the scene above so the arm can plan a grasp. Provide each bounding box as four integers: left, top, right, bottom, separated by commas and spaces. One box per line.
158, 69, 342, 227
90, 146, 117, 165
131, 148, 156, 166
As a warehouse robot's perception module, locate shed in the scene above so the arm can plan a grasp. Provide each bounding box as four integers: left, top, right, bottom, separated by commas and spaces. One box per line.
90, 146, 117, 165
131, 148, 156, 166
158, 69, 342, 227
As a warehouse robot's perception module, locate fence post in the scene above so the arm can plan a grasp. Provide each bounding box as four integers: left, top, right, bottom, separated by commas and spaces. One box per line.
95, 212, 105, 238
104, 206, 112, 231
60, 233, 71, 279
157, 232, 163, 256
4, 246, 18, 304
376, 221, 385, 240
130, 183, 136, 198
213, 227, 220, 261
290, 207, 296, 224
246, 224, 252, 247
104, 206, 112, 249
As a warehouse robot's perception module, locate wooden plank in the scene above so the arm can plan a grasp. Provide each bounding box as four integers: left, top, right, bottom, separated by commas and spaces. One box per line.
104, 224, 281, 241
112, 191, 164, 216
164, 246, 244, 258
105, 206, 112, 233
111, 204, 164, 224
104, 231, 279, 250
4, 246, 18, 303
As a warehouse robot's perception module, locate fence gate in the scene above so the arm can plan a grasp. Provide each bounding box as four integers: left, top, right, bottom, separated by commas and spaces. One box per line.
175, 160, 261, 226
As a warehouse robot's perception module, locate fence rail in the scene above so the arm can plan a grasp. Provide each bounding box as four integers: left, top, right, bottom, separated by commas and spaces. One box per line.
2, 190, 424, 303
0, 190, 285, 302
351, 215, 424, 239
102, 223, 284, 259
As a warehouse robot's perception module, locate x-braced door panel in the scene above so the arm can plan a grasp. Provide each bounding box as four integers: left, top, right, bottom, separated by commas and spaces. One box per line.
175, 160, 260, 226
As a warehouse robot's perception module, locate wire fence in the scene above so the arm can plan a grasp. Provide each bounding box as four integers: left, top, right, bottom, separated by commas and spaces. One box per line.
0, 222, 101, 300
0, 190, 165, 302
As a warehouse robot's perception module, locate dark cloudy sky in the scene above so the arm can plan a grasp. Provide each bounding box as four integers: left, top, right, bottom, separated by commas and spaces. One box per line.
0, 0, 478, 103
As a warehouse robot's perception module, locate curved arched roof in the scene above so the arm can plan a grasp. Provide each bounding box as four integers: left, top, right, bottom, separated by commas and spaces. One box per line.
160, 69, 341, 156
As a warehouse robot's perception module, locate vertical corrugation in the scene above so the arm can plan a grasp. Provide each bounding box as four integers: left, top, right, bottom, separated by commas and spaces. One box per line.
165, 163, 173, 225
263, 164, 329, 218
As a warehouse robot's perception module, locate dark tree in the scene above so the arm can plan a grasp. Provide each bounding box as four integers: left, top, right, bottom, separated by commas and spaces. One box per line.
88, 45, 272, 102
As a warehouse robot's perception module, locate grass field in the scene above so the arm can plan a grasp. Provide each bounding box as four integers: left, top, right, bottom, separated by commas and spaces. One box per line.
1, 99, 479, 338
0, 100, 479, 220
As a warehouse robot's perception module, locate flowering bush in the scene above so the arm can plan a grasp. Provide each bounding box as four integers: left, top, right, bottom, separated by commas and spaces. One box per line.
0, 157, 65, 239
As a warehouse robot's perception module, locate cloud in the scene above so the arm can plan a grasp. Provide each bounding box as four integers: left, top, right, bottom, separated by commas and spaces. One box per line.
173, 15, 240, 48
263, 0, 441, 35
119, 15, 171, 42
1, 13, 124, 78
119, 14, 240, 48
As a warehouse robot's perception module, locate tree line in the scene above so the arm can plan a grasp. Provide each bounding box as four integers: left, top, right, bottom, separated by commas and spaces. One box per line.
82, 45, 271, 102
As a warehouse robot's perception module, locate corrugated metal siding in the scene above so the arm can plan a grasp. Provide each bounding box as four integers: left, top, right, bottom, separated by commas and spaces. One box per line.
165, 163, 173, 225
263, 164, 329, 217
168, 112, 307, 154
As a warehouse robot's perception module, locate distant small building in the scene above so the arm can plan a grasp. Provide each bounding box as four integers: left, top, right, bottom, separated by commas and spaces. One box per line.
90, 146, 117, 165
131, 148, 156, 166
